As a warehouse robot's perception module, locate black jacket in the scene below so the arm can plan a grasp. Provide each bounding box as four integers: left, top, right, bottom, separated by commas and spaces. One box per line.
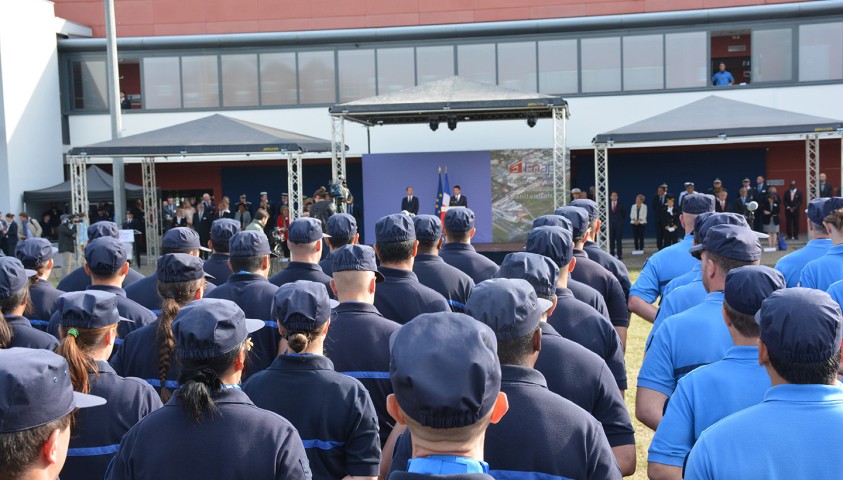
761, 196, 781, 225
401, 196, 420, 215
58, 223, 76, 253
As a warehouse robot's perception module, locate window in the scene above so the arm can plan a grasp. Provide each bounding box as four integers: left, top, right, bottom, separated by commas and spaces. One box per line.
377, 48, 414, 94
338, 49, 376, 102
417, 46, 454, 84
665, 32, 707, 89
72, 59, 108, 110
260, 53, 297, 106
142, 57, 181, 109
581, 37, 621, 93
221, 54, 258, 107
458, 44, 496, 84
298, 51, 336, 104
752, 29, 793, 83
538, 40, 578, 94
623, 35, 664, 91
182, 56, 219, 108
498, 42, 537, 92
799, 22, 843, 82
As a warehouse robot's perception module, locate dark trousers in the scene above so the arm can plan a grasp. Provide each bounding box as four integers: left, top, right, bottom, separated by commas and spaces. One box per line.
785, 209, 800, 239
609, 225, 623, 258
655, 223, 665, 250
664, 229, 678, 247
633, 224, 645, 250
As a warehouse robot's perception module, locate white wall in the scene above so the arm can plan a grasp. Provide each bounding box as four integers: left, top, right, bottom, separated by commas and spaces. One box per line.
0, 0, 64, 216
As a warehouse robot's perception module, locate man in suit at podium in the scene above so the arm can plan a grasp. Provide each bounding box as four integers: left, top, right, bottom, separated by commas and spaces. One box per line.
401, 186, 419, 215
449, 185, 468, 207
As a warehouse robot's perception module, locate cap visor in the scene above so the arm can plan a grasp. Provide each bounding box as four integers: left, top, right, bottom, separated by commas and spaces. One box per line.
198, 246, 212, 252
322, 233, 332, 238
50, 247, 59, 255
73, 391, 107, 409
268, 251, 279, 258
24, 269, 37, 278
244, 318, 266, 333
118, 316, 135, 323
537, 298, 554, 313
754, 309, 763, 325
374, 271, 385, 283
753, 231, 770, 240
203, 272, 216, 281
689, 244, 704, 260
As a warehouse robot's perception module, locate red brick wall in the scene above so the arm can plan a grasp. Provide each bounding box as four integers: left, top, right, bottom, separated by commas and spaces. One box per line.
54, 0, 810, 38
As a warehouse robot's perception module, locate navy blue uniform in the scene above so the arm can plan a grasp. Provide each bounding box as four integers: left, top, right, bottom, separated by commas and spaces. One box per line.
205, 272, 280, 377
4, 315, 59, 350
569, 279, 611, 320
56, 265, 144, 293
269, 261, 333, 295
319, 253, 333, 277
110, 322, 180, 394
550, 287, 627, 390
438, 243, 499, 284
390, 473, 492, 480
244, 354, 381, 480
47, 285, 156, 344
584, 240, 632, 297
61, 361, 162, 480
374, 267, 449, 324
203, 252, 233, 284
28, 279, 63, 331
413, 254, 474, 313
107, 388, 312, 479
535, 322, 635, 448
325, 301, 399, 445
571, 250, 629, 328
124, 272, 217, 311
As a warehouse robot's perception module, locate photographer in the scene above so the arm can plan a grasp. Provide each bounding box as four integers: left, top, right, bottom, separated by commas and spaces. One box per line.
57, 214, 77, 279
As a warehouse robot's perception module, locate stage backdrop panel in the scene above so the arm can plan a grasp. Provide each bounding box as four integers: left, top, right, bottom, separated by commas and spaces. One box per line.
491, 149, 555, 244
362, 151, 493, 244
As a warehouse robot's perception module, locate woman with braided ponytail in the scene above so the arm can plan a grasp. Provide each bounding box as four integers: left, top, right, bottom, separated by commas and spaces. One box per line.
54, 290, 162, 480
108, 298, 313, 479
0, 256, 58, 350
110, 254, 207, 401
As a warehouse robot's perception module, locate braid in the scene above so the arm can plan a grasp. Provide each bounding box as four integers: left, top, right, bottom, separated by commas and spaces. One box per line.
155, 278, 203, 403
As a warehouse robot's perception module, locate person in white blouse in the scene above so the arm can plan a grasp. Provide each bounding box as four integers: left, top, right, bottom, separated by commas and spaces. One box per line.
630, 194, 648, 253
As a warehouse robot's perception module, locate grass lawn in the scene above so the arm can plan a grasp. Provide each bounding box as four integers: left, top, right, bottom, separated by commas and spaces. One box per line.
624, 268, 653, 480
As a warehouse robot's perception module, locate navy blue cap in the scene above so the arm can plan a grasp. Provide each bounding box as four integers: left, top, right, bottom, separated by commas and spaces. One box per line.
88, 221, 119, 240
84, 237, 128, 276
288, 218, 329, 244
229, 231, 277, 258
531, 214, 572, 231
157, 253, 211, 282
495, 252, 559, 300
389, 313, 501, 429
526, 226, 574, 267
173, 298, 265, 361
681, 193, 716, 214
806, 198, 830, 225
724, 266, 786, 316
821, 197, 843, 221
15, 238, 57, 268
375, 214, 415, 243
163, 227, 211, 252
0, 348, 105, 433
570, 199, 599, 222
327, 213, 357, 240
57, 290, 132, 329
443, 208, 475, 233
413, 215, 443, 242
756, 288, 843, 363
466, 278, 547, 340
331, 244, 384, 282
0, 257, 36, 298
695, 212, 751, 243
272, 281, 338, 331
690, 223, 761, 261
210, 218, 241, 244
552, 206, 589, 239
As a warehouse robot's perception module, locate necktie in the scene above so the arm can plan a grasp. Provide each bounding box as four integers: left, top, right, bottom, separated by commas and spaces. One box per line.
612, 202, 616, 212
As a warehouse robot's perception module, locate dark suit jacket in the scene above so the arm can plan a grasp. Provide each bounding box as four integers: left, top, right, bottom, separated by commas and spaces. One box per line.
608, 202, 625, 228
401, 196, 419, 215
784, 189, 803, 212
761, 197, 781, 225
449, 195, 468, 207
715, 199, 732, 213
651, 194, 667, 226
819, 183, 834, 198
660, 207, 680, 231
193, 209, 214, 245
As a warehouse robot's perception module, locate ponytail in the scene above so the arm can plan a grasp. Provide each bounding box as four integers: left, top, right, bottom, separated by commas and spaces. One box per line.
176, 343, 243, 424
155, 278, 203, 403
0, 317, 10, 349
56, 325, 113, 394
281, 322, 323, 354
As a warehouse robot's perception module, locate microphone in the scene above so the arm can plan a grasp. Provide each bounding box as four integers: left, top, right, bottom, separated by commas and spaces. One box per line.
747, 201, 759, 212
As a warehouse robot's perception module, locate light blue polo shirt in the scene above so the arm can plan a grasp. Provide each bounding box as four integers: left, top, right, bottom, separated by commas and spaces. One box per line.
661, 263, 701, 299
648, 273, 706, 349
685, 384, 843, 479
828, 280, 843, 309
630, 235, 696, 304
775, 238, 832, 287
799, 244, 843, 291
638, 291, 731, 396
648, 346, 770, 467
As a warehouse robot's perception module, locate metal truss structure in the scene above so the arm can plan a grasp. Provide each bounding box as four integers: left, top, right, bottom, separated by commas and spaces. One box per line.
593, 144, 609, 250
141, 156, 160, 263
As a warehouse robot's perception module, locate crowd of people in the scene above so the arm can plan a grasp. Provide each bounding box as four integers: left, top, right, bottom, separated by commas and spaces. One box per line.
1, 180, 843, 479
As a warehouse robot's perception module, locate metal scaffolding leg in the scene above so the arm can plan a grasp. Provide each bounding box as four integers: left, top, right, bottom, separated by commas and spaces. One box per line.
594, 144, 609, 251
287, 153, 303, 223
806, 135, 820, 202
141, 156, 160, 264
69, 156, 89, 217
552, 106, 569, 209
330, 115, 347, 183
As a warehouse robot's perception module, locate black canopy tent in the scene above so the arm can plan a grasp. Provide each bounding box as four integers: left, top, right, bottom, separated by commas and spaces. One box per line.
328, 76, 571, 209
23, 165, 144, 203
590, 96, 843, 249
66, 114, 336, 262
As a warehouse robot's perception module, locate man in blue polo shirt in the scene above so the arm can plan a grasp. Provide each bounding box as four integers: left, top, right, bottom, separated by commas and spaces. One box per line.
776, 198, 833, 287
372, 214, 448, 324
439, 208, 499, 284
319, 213, 359, 277
647, 266, 785, 480
412, 215, 474, 313
637, 223, 761, 430
202, 218, 240, 284
710, 62, 734, 86
798, 197, 843, 290
629, 193, 715, 323
685, 288, 843, 479
570, 198, 632, 298
269, 218, 333, 294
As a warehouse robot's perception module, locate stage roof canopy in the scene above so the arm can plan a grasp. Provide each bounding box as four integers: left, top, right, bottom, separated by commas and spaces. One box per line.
24, 165, 143, 203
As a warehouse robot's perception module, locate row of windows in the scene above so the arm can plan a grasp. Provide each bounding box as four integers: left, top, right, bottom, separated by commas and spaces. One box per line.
67, 21, 843, 112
